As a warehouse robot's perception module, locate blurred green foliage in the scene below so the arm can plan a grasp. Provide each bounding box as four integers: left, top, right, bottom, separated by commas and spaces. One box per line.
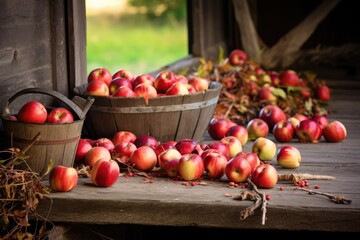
128, 0, 187, 20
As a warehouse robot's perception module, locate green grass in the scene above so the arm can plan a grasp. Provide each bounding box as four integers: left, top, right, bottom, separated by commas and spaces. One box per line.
86, 15, 188, 76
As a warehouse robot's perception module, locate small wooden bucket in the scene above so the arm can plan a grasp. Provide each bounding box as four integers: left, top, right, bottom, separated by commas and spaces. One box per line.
73, 82, 221, 143
1, 88, 94, 177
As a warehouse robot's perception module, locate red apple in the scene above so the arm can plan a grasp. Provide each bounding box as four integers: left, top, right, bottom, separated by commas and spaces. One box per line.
323, 120, 347, 143
112, 130, 137, 146
158, 148, 182, 169
113, 141, 137, 164
86, 80, 110, 96
203, 151, 228, 179
258, 86, 277, 103
132, 73, 155, 88
175, 75, 188, 84
226, 125, 248, 146
246, 118, 269, 141
93, 138, 115, 152
252, 137, 277, 162
272, 120, 295, 142
228, 49, 247, 66
251, 164, 278, 189
134, 135, 159, 149
205, 142, 230, 160
287, 117, 300, 129
112, 69, 135, 81
163, 159, 180, 178
295, 119, 322, 143
154, 142, 175, 157
49, 165, 78, 192
267, 70, 280, 86
220, 136, 242, 158
17, 101, 48, 123
175, 138, 199, 155
311, 114, 329, 129
85, 146, 112, 167
129, 146, 157, 172
166, 82, 189, 96
259, 105, 287, 132
234, 152, 260, 173
293, 113, 309, 122
315, 85, 330, 102
75, 138, 93, 163
153, 70, 177, 93
109, 77, 133, 95
47, 107, 74, 123
188, 76, 209, 92
91, 159, 120, 187
133, 83, 157, 105
87, 67, 112, 86
208, 117, 237, 140
276, 145, 301, 169
279, 70, 300, 87
225, 156, 252, 183
177, 153, 204, 181
112, 86, 137, 97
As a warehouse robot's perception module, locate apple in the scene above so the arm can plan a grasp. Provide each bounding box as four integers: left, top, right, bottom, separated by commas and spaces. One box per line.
112, 69, 135, 81
113, 141, 137, 164
251, 164, 278, 189
226, 125, 248, 146
49, 165, 78, 192
228, 49, 247, 66
311, 114, 329, 129
203, 151, 228, 179
177, 153, 204, 181
246, 118, 269, 141
85, 146, 112, 167
175, 138, 199, 155
279, 70, 300, 87
17, 101, 48, 123
153, 70, 177, 93
272, 120, 295, 142
86, 80, 110, 96
225, 156, 252, 183
166, 82, 189, 96
129, 146, 157, 172
47, 107, 74, 123
234, 152, 260, 172
109, 77, 133, 95
208, 117, 237, 140
75, 138, 93, 163
205, 142, 230, 160
4, 115, 17, 121
294, 113, 309, 122
165, 140, 177, 147
132, 73, 155, 88
91, 159, 120, 187
158, 148, 182, 169
154, 142, 175, 157
315, 85, 330, 102
258, 105, 287, 131
323, 120, 347, 143
220, 136, 242, 158
267, 70, 280, 87
163, 159, 180, 178
295, 119, 322, 143
175, 75, 188, 84
188, 76, 209, 92
276, 145, 301, 169
251, 137, 277, 162
87, 67, 112, 86
112, 130, 137, 146
112, 86, 137, 97
258, 86, 277, 103
93, 138, 115, 152
134, 135, 159, 149
133, 83, 157, 105
287, 117, 300, 129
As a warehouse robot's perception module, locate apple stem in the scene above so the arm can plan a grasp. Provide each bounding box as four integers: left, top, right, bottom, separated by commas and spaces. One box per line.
294, 187, 352, 204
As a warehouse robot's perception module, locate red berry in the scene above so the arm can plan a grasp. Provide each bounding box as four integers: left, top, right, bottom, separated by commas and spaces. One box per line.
265, 194, 270, 201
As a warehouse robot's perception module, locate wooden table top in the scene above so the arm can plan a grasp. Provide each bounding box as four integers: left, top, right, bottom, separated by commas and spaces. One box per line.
37, 78, 360, 233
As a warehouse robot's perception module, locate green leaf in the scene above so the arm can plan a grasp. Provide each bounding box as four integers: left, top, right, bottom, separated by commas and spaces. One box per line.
305, 99, 313, 112
271, 88, 287, 99
217, 46, 225, 64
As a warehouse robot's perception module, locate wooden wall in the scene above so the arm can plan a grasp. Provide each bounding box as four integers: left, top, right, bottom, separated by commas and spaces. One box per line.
0, 0, 86, 119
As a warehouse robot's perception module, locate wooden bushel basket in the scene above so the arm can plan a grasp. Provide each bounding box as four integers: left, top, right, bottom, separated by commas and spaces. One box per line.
73, 82, 222, 143
1, 88, 94, 177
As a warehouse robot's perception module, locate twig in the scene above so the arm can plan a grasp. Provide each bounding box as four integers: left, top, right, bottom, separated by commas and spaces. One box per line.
278, 173, 336, 185
294, 187, 352, 204
247, 179, 267, 225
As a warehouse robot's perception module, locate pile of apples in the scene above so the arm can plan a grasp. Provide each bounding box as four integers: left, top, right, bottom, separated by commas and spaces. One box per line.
85, 67, 210, 104
5, 100, 74, 124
